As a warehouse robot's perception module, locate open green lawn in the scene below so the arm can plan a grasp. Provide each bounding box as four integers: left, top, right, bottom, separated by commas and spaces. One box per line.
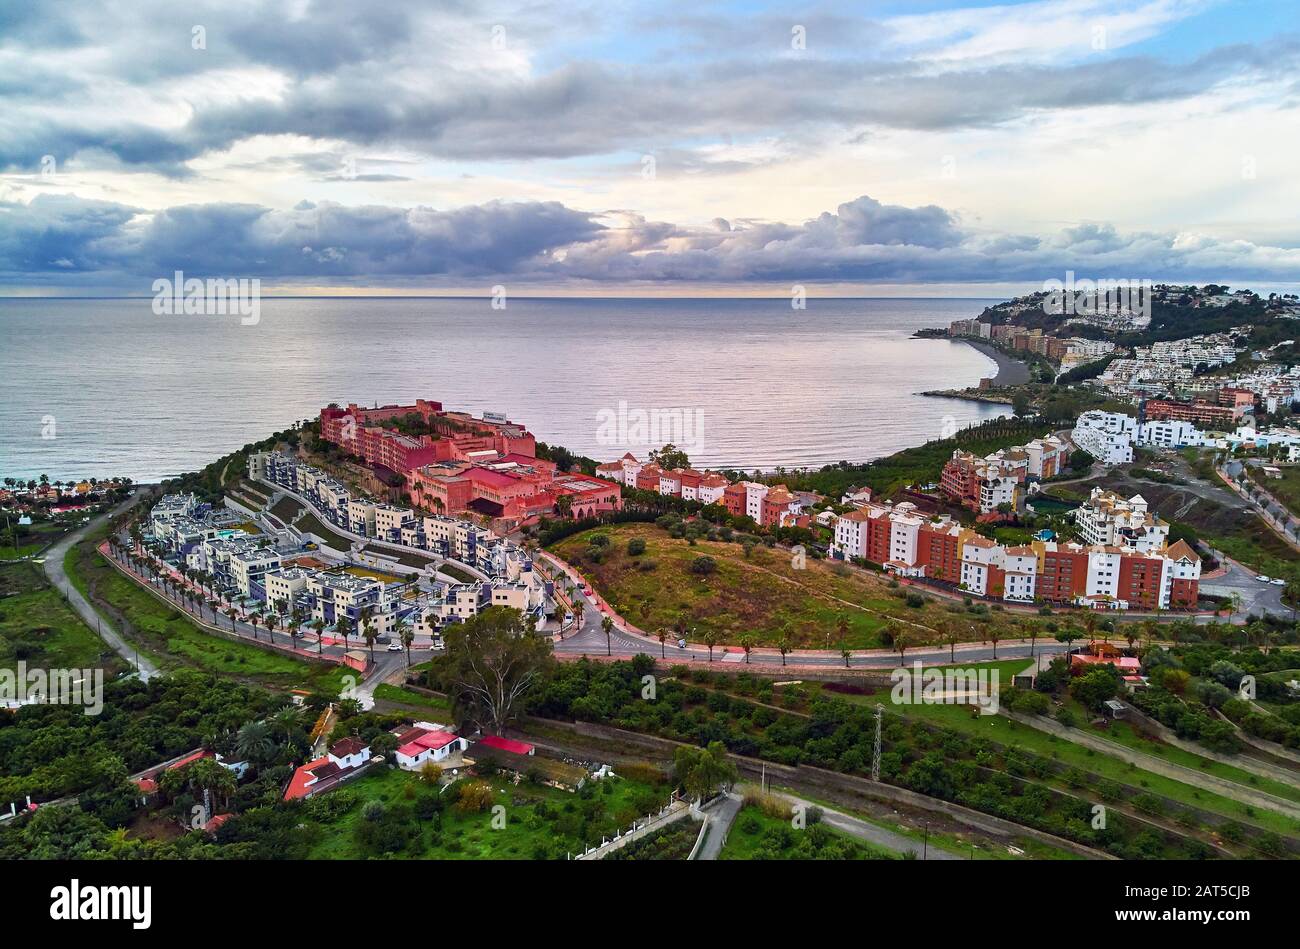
0, 561, 125, 675
373, 683, 452, 715
305, 767, 670, 859
718, 804, 897, 860
296, 513, 350, 551
552, 523, 1033, 650
65, 529, 348, 696
269, 496, 304, 523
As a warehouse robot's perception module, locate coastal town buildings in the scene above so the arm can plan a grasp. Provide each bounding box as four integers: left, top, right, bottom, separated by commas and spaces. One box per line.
1071, 410, 1137, 465
938, 435, 1069, 514
830, 498, 1199, 610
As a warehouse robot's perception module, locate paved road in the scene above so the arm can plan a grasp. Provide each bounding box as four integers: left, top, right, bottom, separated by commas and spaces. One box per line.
41, 493, 161, 682
555, 608, 1065, 668
1200, 555, 1291, 620
695, 792, 743, 860
762, 787, 961, 860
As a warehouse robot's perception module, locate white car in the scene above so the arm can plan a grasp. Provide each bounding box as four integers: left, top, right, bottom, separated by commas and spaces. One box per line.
387, 641, 402, 652
1256, 575, 1271, 583
1271, 577, 1286, 586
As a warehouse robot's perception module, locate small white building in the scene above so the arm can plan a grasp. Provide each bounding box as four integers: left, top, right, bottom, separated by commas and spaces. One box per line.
393, 726, 468, 770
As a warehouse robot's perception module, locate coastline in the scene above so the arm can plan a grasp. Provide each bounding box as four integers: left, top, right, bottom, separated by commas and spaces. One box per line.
955, 338, 1032, 386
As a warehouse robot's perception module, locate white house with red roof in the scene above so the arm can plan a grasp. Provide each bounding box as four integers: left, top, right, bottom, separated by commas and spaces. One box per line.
393, 725, 468, 770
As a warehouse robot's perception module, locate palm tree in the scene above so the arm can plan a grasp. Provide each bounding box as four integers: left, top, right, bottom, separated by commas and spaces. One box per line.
572, 599, 585, 630
739, 633, 754, 664
777, 635, 791, 667
249, 613, 261, 641
657, 628, 668, 658
235, 721, 276, 765
601, 615, 614, 656
895, 631, 910, 667
313, 618, 326, 654
226, 606, 238, 632
360, 609, 377, 659
840, 639, 852, 669
401, 621, 415, 664
988, 631, 1000, 660
702, 629, 719, 662
943, 621, 959, 663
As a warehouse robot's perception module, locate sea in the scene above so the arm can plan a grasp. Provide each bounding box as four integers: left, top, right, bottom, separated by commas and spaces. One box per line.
0, 296, 1010, 483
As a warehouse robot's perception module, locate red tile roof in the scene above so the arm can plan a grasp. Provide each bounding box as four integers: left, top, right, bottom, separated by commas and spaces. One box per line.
284, 756, 331, 800
478, 735, 535, 756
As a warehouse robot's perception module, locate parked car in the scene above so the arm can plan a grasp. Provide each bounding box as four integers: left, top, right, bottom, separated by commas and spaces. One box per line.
1256, 575, 1272, 583
387, 641, 402, 652
1271, 577, 1286, 586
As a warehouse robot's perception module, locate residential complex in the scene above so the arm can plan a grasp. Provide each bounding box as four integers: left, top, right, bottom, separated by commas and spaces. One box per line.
597, 452, 815, 528
320, 399, 621, 527
830, 498, 1199, 610
938, 435, 1070, 514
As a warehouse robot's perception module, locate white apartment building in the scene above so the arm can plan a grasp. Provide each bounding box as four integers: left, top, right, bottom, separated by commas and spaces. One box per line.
1072, 410, 1136, 465
1138, 418, 1205, 449
230, 546, 283, 599
697, 474, 728, 505
1073, 488, 1169, 553
743, 482, 768, 522
264, 566, 312, 610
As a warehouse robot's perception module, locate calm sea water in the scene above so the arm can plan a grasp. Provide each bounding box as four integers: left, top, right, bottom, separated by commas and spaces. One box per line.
0, 297, 1007, 482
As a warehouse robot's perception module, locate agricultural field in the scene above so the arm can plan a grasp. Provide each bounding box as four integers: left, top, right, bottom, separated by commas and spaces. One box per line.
0, 561, 125, 676
552, 523, 1031, 649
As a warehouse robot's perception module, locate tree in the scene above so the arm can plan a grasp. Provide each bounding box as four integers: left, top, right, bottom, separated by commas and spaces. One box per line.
235, 721, 276, 765
443, 606, 554, 736
360, 607, 378, 659
657, 628, 668, 658
400, 621, 415, 664
1012, 390, 1032, 418
601, 615, 614, 656
649, 444, 690, 471
739, 634, 755, 664
777, 635, 791, 667
894, 631, 910, 667
673, 741, 736, 803
702, 629, 720, 662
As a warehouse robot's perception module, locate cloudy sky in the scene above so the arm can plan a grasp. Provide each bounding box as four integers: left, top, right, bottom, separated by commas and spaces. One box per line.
2, 0, 1298, 295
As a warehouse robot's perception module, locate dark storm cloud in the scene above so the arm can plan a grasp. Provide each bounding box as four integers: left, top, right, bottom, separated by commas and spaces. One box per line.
4, 192, 1296, 287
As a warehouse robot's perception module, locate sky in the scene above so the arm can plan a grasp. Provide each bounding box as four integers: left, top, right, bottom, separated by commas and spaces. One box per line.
1, 0, 1299, 296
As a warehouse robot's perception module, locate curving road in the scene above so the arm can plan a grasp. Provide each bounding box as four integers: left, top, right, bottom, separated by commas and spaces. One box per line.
41, 492, 161, 682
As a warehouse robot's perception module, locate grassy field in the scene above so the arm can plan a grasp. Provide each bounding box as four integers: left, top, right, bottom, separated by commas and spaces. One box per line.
0, 561, 125, 675
305, 767, 670, 859
718, 804, 897, 860
65, 528, 348, 695
552, 523, 1031, 649
269, 496, 304, 523
296, 513, 350, 551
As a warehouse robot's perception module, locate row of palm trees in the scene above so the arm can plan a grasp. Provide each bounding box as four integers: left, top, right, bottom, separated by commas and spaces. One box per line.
106, 530, 417, 660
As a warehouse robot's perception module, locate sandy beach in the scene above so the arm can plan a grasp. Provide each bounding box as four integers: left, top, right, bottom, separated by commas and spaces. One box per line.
958, 339, 1032, 386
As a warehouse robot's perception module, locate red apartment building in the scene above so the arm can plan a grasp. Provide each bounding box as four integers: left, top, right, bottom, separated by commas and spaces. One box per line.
1142, 398, 1236, 428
